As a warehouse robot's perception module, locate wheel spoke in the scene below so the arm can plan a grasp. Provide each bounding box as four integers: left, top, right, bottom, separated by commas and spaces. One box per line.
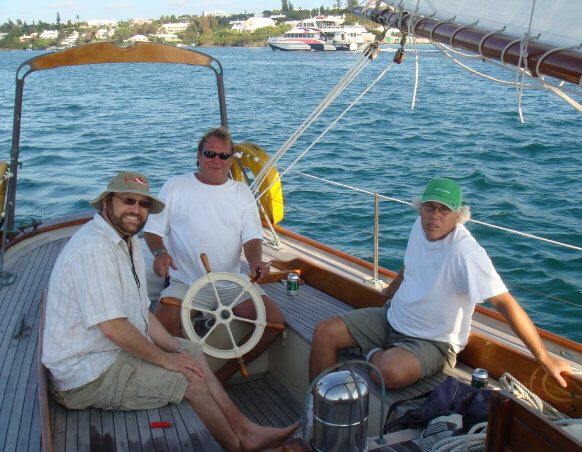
202, 321, 219, 339
206, 276, 224, 308
232, 315, 259, 326
191, 305, 217, 316
227, 281, 254, 307
224, 323, 236, 347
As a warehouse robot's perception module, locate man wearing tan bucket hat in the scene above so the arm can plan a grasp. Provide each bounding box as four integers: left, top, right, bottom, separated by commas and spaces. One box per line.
42, 171, 298, 451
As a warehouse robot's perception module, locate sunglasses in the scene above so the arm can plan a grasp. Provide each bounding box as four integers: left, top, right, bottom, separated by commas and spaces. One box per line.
202, 150, 232, 160
112, 193, 152, 209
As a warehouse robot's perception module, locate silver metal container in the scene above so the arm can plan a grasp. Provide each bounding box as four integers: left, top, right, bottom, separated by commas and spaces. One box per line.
312, 370, 369, 452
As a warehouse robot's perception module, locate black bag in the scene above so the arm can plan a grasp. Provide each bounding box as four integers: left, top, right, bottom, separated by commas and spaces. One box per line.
383, 376, 491, 434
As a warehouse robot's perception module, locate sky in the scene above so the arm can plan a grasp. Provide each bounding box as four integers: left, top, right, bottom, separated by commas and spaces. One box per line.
2, 0, 337, 23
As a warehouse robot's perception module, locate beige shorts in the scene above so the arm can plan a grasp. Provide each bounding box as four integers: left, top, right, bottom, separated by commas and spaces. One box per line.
52, 338, 201, 410
160, 278, 266, 310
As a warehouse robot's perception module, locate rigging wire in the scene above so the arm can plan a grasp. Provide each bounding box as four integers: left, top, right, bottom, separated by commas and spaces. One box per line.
250, 51, 373, 193
254, 59, 397, 203
292, 171, 582, 253
288, 171, 582, 309
431, 41, 582, 112
409, 2, 421, 109
515, 0, 537, 123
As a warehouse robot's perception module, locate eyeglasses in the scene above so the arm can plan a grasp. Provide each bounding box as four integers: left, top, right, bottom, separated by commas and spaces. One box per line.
421, 203, 453, 215
112, 194, 152, 209
202, 150, 232, 160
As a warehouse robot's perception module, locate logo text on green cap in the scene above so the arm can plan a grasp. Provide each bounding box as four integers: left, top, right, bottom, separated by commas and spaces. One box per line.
421, 178, 463, 212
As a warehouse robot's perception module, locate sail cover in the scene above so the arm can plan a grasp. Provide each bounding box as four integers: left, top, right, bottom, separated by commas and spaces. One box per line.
395, 1, 582, 48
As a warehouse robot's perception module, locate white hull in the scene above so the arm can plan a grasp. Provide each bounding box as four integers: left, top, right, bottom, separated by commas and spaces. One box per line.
267, 37, 337, 51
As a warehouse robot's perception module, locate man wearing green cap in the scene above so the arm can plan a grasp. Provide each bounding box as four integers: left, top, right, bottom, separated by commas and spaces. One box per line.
42, 171, 298, 451
309, 177, 570, 390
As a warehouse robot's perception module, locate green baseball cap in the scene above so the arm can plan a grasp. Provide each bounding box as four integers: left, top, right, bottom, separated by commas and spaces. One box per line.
90, 171, 165, 214
421, 177, 463, 212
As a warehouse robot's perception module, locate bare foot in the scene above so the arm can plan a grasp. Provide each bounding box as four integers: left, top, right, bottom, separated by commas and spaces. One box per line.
240, 422, 300, 451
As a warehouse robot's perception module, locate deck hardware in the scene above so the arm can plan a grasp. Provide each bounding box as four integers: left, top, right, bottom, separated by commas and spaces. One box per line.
393, 47, 405, 64
0, 271, 16, 286
365, 193, 383, 288
13, 314, 31, 339
363, 42, 381, 60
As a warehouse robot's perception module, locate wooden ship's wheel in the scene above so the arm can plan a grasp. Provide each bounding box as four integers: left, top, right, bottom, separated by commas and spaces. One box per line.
162, 253, 285, 377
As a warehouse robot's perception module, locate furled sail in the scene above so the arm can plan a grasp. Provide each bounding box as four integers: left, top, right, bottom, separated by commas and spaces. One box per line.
355, 1, 582, 86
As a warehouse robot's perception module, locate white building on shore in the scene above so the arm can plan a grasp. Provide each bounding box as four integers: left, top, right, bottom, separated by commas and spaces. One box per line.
231, 17, 276, 32
87, 19, 118, 27
127, 34, 149, 43
96, 28, 115, 39
40, 30, 58, 39
161, 23, 188, 34
155, 33, 180, 42
61, 31, 80, 47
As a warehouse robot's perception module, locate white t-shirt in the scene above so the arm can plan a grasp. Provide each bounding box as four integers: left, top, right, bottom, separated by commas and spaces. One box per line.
42, 214, 151, 391
388, 217, 507, 352
144, 174, 263, 286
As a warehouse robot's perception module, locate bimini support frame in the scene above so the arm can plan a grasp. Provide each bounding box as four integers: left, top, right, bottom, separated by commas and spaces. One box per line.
0, 42, 227, 284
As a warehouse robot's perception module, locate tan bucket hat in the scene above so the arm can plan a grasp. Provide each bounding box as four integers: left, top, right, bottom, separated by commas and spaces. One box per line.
90, 171, 164, 214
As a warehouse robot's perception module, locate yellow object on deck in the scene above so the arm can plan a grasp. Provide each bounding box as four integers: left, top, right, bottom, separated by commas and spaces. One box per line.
231, 142, 284, 225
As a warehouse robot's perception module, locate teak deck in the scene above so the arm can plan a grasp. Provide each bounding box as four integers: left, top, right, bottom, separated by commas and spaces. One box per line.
0, 231, 457, 451
1, 226, 577, 451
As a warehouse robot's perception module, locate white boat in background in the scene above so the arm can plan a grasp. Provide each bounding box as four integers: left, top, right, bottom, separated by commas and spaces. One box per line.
267, 15, 375, 51
267, 27, 337, 51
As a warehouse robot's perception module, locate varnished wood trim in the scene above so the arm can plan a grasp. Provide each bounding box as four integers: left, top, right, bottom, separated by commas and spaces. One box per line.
460, 331, 582, 418
475, 305, 582, 354
27, 42, 213, 71
272, 224, 398, 279
487, 390, 582, 451
6, 211, 92, 249
270, 257, 386, 308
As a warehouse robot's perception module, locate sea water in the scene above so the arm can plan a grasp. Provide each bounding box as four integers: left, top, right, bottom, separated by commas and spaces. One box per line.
0, 46, 580, 342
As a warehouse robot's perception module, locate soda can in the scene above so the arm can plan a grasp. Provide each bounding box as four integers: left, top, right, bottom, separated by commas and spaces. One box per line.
471, 368, 488, 389
286, 272, 299, 296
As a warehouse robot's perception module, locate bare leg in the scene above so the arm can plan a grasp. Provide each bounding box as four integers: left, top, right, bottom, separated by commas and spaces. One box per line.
216, 295, 285, 384
196, 353, 299, 450
154, 297, 184, 337
309, 316, 359, 381
368, 347, 422, 389
183, 373, 242, 451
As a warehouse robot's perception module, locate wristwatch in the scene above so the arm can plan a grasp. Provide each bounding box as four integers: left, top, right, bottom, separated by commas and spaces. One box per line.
175, 345, 187, 354
153, 248, 167, 257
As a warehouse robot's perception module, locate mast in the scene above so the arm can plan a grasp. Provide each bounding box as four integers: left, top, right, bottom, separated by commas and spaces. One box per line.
353, 5, 582, 86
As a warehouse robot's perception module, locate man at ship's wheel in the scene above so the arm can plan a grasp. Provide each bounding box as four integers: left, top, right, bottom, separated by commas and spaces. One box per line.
309, 177, 571, 389
144, 127, 285, 384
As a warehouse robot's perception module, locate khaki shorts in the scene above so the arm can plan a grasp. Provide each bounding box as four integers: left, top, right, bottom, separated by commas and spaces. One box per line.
52, 338, 201, 410
340, 307, 457, 379
160, 278, 266, 310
